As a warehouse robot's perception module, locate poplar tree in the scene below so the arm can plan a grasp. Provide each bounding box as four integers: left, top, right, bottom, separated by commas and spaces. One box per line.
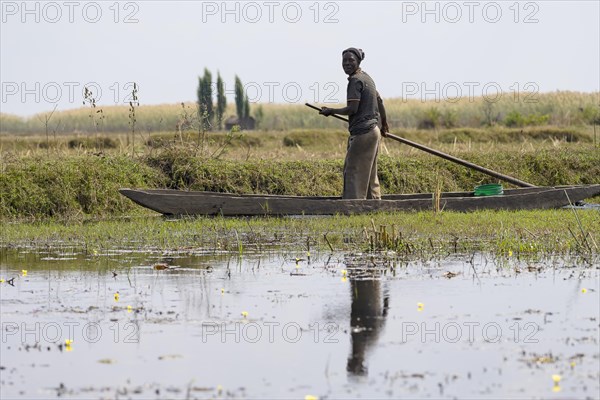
197, 68, 214, 130
234, 75, 245, 120
216, 72, 226, 130
243, 94, 250, 119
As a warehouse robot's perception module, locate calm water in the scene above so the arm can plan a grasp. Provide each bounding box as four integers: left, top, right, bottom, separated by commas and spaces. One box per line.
1, 248, 598, 399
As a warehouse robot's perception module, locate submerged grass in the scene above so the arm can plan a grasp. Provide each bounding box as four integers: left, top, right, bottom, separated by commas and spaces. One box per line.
1, 209, 598, 259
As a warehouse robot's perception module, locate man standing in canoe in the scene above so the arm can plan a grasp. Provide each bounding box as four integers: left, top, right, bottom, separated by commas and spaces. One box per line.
320, 47, 389, 200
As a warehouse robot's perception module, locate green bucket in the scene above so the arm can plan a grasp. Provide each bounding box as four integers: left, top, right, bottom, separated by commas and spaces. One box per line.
474, 184, 503, 196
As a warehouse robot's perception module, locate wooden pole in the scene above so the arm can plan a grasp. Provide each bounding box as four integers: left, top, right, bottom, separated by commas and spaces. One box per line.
306, 103, 536, 188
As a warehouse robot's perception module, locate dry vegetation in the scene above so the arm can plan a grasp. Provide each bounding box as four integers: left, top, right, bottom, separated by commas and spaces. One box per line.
1, 91, 598, 135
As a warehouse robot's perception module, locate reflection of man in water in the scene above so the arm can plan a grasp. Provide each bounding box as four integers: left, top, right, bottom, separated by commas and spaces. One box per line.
347, 278, 388, 376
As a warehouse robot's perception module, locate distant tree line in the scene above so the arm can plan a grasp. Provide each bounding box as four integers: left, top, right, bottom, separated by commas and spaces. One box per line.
197, 69, 251, 131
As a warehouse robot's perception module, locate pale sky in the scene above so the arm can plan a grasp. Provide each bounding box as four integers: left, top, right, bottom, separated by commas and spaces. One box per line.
1, 0, 599, 116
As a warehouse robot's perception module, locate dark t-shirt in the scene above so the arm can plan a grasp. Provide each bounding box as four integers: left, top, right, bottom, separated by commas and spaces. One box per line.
347, 69, 379, 135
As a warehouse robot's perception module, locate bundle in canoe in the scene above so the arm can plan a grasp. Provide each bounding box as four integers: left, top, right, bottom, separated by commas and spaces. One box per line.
119, 185, 600, 216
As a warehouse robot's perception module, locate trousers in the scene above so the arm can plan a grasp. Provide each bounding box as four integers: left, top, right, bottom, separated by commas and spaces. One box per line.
343, 125, 381, 199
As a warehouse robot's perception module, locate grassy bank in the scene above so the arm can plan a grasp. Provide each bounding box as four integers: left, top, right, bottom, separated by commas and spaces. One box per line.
1, 147, 599, 219
0, 156, 165, 218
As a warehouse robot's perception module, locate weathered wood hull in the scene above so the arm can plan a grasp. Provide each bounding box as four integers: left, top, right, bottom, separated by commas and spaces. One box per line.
119, 185, 600, 216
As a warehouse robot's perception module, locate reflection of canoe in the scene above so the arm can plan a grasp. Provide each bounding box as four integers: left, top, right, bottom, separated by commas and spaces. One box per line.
119, 185, 600, 216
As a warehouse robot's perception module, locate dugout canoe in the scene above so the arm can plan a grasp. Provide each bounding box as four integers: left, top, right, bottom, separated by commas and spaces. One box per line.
119, 185, 600, 216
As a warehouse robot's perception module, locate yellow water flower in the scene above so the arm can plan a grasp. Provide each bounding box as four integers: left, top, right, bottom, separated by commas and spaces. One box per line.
552, 374, 561, 383
305, 395, 319, 400
552, 385, 561, 392
340, 269, 347, 276
508, 250, 513, 257
21, 270, 27, 277
0, 278, 4, 283
307, 251, 311, 257
581, 288, 587, 294
114, 292, 120, 302
221, 288, 225, 294
341, 276, 347, 283
127, 305, 133, 313
241, 311, 248, 318
65, 339, 73, 352
417, 302, 424, 312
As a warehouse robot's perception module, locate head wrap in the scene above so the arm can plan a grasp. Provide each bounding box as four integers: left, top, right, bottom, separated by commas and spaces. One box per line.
342, 47, 365, 63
